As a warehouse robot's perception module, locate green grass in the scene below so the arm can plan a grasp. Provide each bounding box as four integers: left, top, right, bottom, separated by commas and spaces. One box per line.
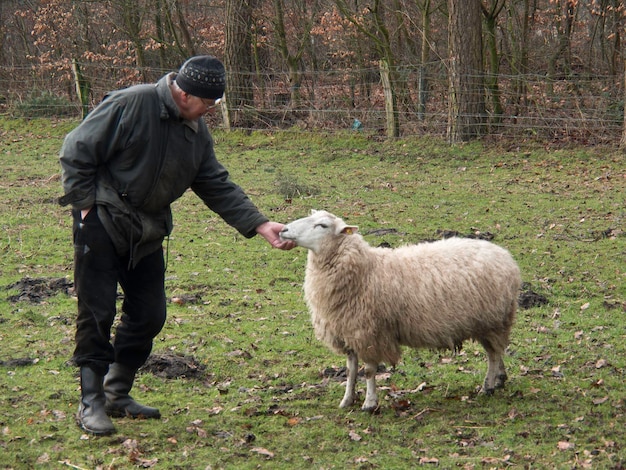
0, 118, 624, 469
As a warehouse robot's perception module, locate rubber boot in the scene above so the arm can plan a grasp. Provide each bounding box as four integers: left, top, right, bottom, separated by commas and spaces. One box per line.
76, 367, 116, 436
104, 363, 161, 419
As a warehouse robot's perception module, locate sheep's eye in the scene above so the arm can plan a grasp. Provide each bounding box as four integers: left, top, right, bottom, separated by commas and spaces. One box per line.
314, 223, 328, 229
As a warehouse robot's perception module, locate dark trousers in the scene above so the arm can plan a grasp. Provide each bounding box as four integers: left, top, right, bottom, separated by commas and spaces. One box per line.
72, 208, 167, 376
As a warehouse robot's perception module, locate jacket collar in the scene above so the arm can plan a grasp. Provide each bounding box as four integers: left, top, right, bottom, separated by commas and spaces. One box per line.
156, 73, 198, 132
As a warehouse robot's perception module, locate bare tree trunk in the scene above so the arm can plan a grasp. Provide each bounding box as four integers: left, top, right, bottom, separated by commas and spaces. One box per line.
225, 0, 257, 127
161, 0, 195, 58
447, 0, 486, 143
619, 47, 626, 147
154, 0, 166, 69
610, 2, 622, 76
482, 0, 505, 125
111, 0, 147, 78
272, 0, 319, 109
371, 0, 399, 137
507, 0, 536, 114
0, 2, 4, 65
173, 0, 195, 57
273, 0, 300, 108
547, 0, 576, 95
417, 0, 432, 121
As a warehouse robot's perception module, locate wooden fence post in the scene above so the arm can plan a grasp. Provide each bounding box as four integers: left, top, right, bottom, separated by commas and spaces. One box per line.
71, 59, 90, 120
380, 58, 399, 138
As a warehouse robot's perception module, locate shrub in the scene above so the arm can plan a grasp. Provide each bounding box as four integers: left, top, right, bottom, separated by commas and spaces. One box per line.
274, 172, 320, 199
12, 91, 77, 118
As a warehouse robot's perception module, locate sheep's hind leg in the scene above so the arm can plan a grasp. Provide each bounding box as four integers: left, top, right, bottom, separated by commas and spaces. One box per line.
340, 352, 358, 408
361, 362, 378, 411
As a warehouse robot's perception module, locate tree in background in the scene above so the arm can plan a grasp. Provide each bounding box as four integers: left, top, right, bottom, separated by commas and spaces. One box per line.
335, 0, 400, 137
447, 0, 486, 142
154, 0, 197, 65
504, 0, 537, 115
417, 0, 435, 121
271, 0, 320, 109
482, 0, 506, 124
1, 0, 625, 143
546, 0, 577, 95
110, 0, 147, 80
225, 0, 257, 127
311, 7, 373, 108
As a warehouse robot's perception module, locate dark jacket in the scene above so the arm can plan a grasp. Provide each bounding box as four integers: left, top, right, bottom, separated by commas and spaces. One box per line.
59, 73, 268, 266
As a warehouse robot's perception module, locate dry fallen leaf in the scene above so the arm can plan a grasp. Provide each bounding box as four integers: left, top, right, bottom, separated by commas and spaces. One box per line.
558, 441, 575, 450
133, 457, 158, 468
349, 430, 362, 441
251, 447, 275, 458
592, 396, 609, 405
122, 438, 138, 450
287, 417, 301, 426
551, 366, 564, 378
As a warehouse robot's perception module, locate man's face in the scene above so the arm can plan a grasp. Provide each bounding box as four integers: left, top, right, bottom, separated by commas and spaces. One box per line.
180, 95, 222, 121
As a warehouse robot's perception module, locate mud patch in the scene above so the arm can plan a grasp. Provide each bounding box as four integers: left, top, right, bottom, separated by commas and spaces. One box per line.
0, 358, 37, 367
436, 229, 495, 241
6, 277, 73, 303
419, 229, 496, 244
366, 228, 404, 237
140, 353, 207, 380
603, 300, 626, 312
518, 283, 549, 309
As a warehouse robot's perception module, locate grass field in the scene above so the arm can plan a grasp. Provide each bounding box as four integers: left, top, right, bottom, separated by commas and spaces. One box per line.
0, 118, 624, 469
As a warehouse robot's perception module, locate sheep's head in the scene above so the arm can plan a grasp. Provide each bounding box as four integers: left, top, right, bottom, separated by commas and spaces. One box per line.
279, 210, 359, 253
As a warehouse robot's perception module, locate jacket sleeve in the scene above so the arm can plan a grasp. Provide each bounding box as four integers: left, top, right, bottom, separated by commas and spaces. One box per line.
190, 133, 268, 238
58, 98, 128, 209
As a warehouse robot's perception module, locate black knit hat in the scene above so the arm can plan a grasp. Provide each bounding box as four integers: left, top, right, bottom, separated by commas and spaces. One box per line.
176, 55, 226, 100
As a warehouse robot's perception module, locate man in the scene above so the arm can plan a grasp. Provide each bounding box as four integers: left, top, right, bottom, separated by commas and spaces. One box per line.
59, 55, 294, 436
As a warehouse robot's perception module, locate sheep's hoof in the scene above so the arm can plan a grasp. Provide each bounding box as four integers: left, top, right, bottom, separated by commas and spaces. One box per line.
340, 397, 355, 408
361, 402, 378, 412
495, 374, 508, 389
482, 387, 495, 396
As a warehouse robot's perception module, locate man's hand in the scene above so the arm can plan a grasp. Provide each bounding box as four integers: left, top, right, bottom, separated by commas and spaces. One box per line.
256, 221, 295, 250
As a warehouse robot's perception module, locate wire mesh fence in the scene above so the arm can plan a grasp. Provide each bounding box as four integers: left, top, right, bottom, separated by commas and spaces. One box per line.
1, 62, 623, 144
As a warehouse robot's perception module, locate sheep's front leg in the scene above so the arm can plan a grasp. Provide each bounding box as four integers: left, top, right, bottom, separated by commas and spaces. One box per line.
483, 350, 506, 394
361, 362, 378, 411
340, 351, 358, 408
494, 356, 508, 389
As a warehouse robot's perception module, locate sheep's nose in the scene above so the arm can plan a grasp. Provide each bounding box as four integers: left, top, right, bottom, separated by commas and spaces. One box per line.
280, 227, 288, 234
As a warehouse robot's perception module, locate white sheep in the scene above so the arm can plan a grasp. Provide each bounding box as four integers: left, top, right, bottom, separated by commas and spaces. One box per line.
280, 210, 521, 411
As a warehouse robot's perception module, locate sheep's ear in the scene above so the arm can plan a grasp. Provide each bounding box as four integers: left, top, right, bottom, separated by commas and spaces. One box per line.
341, 225, 359, 235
